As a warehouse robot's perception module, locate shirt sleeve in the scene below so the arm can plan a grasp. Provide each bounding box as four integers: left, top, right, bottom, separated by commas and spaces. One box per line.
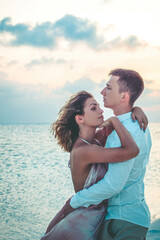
70, 122, 139, 209
70, 158, 135, 208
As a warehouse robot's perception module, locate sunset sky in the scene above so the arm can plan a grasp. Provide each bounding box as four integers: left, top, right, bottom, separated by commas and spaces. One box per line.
0, 0, 160, 123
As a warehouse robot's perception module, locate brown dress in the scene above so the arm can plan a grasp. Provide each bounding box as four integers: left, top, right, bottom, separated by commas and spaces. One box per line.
41, 162, 108, 240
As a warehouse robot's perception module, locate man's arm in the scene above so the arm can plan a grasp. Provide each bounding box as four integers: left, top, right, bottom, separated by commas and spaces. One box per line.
70, 120, 140, 209
70, 158, 135, 208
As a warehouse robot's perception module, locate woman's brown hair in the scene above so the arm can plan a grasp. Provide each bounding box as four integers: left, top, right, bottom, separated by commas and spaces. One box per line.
51, 91, 93, 152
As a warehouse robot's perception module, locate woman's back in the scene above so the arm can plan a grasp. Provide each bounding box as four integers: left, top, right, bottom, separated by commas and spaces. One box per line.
70, 137, 106, 192
70, 139, 93, 192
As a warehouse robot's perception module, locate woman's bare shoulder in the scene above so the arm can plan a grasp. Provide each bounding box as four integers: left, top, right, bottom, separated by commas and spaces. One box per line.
71, 143, 89, 159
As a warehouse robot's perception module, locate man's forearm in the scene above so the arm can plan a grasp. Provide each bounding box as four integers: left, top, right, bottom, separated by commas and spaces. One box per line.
70, 175, 118, 208
70, 159, 134, 208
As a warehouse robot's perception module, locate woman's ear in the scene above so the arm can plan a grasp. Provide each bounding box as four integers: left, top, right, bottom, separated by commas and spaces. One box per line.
75, 115, 84, 125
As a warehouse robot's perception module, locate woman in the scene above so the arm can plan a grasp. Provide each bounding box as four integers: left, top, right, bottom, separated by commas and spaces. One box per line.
41, 91, 147, 240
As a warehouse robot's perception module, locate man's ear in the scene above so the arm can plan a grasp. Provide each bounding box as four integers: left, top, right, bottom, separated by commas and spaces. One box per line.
75, 115, 84, 125
121, 92, 130, 103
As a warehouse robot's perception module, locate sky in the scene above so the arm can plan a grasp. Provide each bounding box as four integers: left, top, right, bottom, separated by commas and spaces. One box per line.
0, 0, 160, 123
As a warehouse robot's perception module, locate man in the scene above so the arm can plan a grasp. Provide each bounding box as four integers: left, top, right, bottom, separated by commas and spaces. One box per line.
70, 69, 152, 239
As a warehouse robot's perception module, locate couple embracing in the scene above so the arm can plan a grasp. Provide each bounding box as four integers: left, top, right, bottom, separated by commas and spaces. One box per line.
41, 68, 152, 240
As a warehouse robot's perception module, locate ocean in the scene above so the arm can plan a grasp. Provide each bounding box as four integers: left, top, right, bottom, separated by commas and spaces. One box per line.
0, 123, 160, 240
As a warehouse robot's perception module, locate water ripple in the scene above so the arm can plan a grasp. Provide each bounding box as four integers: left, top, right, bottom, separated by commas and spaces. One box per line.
0, 123, 159, 240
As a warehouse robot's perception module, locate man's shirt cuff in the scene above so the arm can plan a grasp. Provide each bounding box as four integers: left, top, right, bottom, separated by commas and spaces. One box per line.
70, 195, 82, 208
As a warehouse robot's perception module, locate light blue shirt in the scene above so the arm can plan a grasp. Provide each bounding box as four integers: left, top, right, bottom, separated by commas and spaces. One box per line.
70, 112, 152, 228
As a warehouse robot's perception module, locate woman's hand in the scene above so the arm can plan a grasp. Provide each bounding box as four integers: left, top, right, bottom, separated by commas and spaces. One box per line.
131, 107, 148, 131
100, 117, 116, 134
100, 117, 115, 130
95, 117, 115, 146
63, 197, 75, 216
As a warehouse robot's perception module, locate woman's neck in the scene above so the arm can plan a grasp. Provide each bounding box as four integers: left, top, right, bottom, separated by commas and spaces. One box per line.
79, 126, 96, 144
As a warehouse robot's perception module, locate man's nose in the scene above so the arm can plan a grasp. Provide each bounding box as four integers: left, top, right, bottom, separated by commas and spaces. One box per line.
101, 88, 105, 96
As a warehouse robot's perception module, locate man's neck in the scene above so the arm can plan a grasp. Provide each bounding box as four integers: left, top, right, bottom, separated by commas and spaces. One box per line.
113, 106, 132, 116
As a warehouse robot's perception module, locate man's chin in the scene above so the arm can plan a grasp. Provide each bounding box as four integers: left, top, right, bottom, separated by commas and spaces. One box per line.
104, 103, 109, 108
104, 104, 112, 109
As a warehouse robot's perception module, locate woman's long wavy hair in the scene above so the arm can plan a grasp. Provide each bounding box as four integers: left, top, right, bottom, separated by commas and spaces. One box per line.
51, 91, 93, 152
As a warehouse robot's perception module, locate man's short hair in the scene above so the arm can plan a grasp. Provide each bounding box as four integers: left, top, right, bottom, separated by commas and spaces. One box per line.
109, 68, 144, 106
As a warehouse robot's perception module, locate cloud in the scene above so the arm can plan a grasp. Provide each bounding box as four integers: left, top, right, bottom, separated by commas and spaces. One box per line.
7, 60, 18, 67
53, 77, 107, 101
101, 0, 113, 2
123, 36, 144, 48
61, 77, 98, 93
140, 88, 160, 105
145, 79, 154, 85
1, 72, 159, 123
105, 35, 147, 50
53, 15, 104, 48
0, 72, 43, 101
0, 72, 57, 123
25, 56, 67, 69
0, 17, 56, 48
55, 59, 67, 64
0, 72, 104, 123
135, 86, 160, 120
0, 16, 104, 49
0, 16, 146, 51
25, 56, 54, 69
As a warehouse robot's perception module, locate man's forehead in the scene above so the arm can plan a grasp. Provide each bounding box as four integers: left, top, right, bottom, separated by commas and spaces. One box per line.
107, 75, 119, 85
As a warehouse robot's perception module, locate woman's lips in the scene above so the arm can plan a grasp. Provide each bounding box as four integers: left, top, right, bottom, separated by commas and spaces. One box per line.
99, 116, 104, 120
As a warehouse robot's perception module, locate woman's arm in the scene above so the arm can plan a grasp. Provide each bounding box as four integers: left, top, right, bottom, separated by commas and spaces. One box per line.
95, 126, 113, 147
76, 117, 139, 165
131, 106, 148, 131
95, 107, 148, 146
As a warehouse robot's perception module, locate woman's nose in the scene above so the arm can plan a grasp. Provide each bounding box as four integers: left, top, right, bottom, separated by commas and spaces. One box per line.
100, 108, 104, 114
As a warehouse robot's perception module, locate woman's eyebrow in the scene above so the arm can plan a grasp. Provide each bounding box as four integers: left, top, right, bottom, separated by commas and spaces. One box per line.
89, 103, 97, 106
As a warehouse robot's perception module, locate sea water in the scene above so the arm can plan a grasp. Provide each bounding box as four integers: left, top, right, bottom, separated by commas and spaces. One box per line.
0, 123, 160, 240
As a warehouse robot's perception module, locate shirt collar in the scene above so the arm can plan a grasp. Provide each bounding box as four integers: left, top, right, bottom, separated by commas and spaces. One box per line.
117, 112, 132, 122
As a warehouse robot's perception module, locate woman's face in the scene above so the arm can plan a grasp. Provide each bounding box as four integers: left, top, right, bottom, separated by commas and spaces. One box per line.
82, 97, 104, 127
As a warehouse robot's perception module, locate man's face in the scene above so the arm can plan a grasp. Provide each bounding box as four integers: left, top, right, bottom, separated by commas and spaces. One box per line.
101, 75, 121, 109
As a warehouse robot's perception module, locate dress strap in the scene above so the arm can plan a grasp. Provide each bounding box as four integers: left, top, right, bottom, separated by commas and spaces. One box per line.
79, 137, 91, 145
